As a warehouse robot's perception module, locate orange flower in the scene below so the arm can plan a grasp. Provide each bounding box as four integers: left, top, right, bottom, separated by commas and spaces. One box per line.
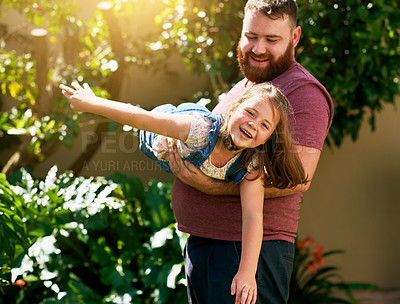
314, 256, 325, 266
15, 279, 26, 289
312, 244, 324, 258
297, 237, 313, 250
307, 263, 318, 273
304, 237, 313, 247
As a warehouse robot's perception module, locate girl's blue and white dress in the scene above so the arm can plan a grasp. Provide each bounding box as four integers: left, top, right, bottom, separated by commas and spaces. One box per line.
139, 103, 248, 184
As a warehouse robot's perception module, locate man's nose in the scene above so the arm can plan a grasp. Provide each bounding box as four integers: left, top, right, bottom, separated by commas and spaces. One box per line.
252, 39, 267, 55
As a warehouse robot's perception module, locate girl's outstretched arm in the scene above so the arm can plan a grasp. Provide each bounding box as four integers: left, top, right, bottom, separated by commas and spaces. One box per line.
230, 172, 264, 304
60, 82, 192, 141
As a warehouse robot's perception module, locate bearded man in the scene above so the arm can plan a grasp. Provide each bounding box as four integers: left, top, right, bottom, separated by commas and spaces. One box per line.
167, 1, 334, 303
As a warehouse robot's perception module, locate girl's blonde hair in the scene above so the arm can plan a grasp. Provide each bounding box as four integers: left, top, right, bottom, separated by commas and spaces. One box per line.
219, 82, 308, 189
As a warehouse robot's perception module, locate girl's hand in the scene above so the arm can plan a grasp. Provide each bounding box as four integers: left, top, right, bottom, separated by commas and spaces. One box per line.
230, 271, 257, 304
59, 81, 97, 112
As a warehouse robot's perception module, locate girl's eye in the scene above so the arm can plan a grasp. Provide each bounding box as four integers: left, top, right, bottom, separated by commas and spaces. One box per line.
246, 110, 254, 117
262, 123, 269, 130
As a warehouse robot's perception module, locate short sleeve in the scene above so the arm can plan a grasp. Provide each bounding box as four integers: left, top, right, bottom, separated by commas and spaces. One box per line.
184, 111, 213, 150
152, 111, 212, 161
287, 85, 331, 150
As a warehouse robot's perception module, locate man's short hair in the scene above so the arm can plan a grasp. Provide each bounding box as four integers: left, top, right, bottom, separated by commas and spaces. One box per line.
245, 0, 298, 27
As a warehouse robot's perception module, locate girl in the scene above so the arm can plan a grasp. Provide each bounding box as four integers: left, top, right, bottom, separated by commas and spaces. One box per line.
60, 81, 307, 304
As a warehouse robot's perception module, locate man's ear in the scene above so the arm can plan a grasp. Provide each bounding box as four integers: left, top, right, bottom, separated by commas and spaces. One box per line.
292, 26, 301, 48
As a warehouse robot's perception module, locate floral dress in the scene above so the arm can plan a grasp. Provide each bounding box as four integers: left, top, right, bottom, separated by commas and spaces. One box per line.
152, 111, 240, 180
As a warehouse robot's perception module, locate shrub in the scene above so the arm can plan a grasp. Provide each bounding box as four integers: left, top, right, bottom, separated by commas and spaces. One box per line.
0, 167, 187, 304
289, 237, 377, 304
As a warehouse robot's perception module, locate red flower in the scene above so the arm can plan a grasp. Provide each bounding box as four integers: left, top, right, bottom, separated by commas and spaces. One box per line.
314, 256, 325, 266
15, 279, 26, 289
312, 244, 324, 258
307, 263, 318, 273
304, 237, 313, 247
311, 244, 325, 266
297, 237, 313, 250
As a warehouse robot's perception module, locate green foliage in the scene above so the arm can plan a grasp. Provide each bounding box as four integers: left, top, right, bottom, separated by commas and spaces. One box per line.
152, 0, 244, 101
0, 51, 37, 104
1, 0, 398, 175
0, 167, 187, 303
2, 168, 378, 303
0, 0, 80, 32
0, 46, 85, 156
296, 0, 400, 146
0, 173, 32, 273
289, 237, 377, 304
0, 0, 116, 171
153, 0, 400, 146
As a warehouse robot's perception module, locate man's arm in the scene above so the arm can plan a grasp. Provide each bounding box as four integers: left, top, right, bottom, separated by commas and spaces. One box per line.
168, 144, 321, 197
262, 145, 320, 198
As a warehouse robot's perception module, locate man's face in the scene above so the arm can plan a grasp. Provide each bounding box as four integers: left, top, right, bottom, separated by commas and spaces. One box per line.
237, 9, 300, 83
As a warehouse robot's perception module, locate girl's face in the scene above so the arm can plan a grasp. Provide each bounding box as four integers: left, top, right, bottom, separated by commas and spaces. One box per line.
228, 95, 279, 150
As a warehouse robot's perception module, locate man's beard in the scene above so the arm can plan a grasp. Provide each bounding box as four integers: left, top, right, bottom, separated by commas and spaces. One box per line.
237, 39, 294, 83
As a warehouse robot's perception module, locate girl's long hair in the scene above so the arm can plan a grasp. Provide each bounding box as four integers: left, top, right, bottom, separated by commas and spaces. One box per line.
219, 82, 308, 189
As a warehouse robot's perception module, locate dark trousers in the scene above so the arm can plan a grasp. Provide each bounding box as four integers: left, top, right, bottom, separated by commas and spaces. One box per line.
184, 236, 294, 304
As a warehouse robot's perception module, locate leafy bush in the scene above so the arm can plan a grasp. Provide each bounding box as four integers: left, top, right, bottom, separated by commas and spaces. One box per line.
0, 0, 123, 175
0, 167, 187, 304
1, 1, 399, 177
296, 0, 400, 146
289, 237, 377, 304
2, 168, 380, 303
153, 0, 400, 146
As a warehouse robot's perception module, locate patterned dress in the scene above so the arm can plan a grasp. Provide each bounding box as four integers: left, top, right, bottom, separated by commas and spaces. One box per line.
152, 111, 240, 180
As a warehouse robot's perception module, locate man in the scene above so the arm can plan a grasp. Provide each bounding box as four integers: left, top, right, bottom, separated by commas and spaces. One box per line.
167, 1, 334, 303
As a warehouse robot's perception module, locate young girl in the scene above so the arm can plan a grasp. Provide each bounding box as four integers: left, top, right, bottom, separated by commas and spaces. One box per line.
60, 81, 307, 304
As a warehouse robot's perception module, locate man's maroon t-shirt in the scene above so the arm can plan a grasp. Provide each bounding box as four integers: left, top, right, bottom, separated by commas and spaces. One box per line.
171, 61, 334, 243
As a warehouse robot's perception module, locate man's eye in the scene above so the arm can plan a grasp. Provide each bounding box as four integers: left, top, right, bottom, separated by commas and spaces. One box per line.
267, 39, 278, 43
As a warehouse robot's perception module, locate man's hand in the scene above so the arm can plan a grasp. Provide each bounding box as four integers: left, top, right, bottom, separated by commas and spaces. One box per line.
168, 144, 213, 192
168, 143, 240, 195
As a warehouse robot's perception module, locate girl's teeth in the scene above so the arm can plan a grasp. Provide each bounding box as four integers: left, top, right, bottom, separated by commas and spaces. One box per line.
241, 128, 251, 138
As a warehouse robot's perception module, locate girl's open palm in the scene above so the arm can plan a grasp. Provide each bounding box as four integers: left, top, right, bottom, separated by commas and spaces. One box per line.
231, 271, 257, 304
59, 82, 97, 112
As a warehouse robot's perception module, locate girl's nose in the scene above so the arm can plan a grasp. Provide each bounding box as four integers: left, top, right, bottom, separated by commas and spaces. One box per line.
248, 121, 256, 129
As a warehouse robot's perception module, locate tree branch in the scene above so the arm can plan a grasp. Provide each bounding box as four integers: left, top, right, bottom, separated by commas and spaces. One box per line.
31, 28, 53, 117
69, 2, 127, 174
